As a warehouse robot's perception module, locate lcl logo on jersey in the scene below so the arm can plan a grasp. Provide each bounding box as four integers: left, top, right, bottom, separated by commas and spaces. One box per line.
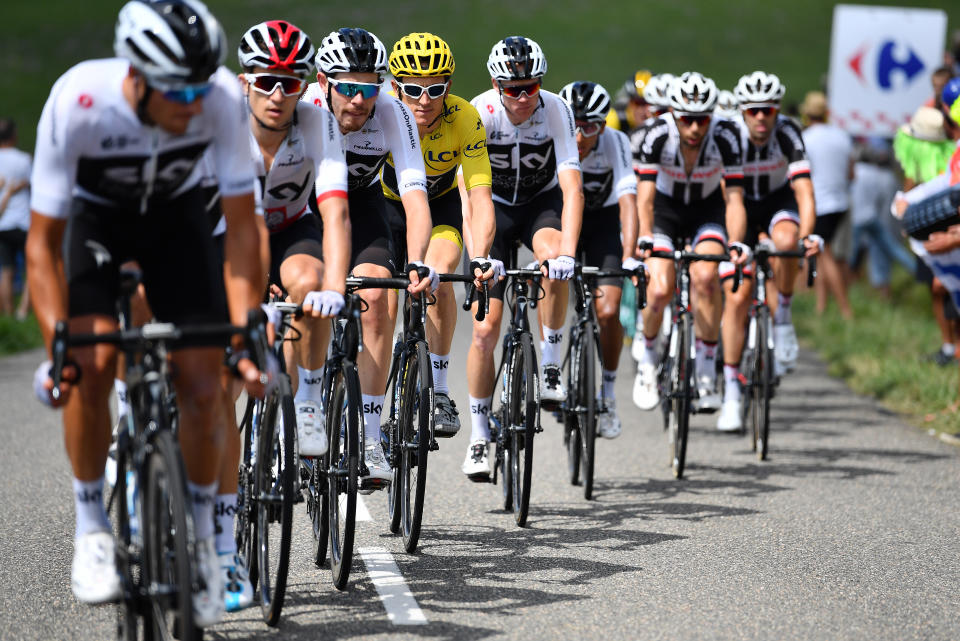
848, 40, 925, 90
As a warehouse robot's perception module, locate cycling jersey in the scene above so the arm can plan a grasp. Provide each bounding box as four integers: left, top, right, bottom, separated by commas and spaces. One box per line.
381, 93, 491, 201
250, 101, 347, 233
471, 89, 580, 206
31, 59, 255, 218
732, 114, 810, 201
302, 83, 426, 196
635, 112, 744, 204
581, 127, 636, 210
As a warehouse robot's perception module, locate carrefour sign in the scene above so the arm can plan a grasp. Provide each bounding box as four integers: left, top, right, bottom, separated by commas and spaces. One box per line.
828, 5, 946, 136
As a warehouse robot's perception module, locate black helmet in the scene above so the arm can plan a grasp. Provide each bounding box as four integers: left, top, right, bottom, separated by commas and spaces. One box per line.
315, 28, 388, 75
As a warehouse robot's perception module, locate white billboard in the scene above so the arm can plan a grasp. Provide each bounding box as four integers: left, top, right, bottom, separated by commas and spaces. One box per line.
827, 4, 947, 137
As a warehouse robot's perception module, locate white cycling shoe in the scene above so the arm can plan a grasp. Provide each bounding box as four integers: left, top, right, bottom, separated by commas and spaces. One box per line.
774, 323, 799, 374
696, 370, 722, 412
540, 364, 566, 403
717, 396, 743, 432
71, 531, 122, 604
295, 401, 328, 456
461, 439, 492, 482
632, 362, 659, 410
220, 552, 254, 612
360, 439, 392, 493
193, 537, 225, 628
597, 399, 622, 439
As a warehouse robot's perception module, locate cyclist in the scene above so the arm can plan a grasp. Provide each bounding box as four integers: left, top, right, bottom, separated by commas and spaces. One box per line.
462, 36, 583, 480
384, 32, 496, 437
303, 28, 432, 489
605, 70, 653, 134
716, 90, 739, 119
27, 0, 266, 626
558, 81, 640, 438
632, 72, 750, 412
629, 73, 675, 163
717, 71, 820, 430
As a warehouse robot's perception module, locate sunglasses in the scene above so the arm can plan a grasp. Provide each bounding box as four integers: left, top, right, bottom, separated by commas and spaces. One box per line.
244, 73, 307, 97
399, 81, 449, 100
498, 80, 541, 99
575, 122, 602, 137
329, 77, 381, 100
743, 106, 778, 117
157, 83, 212, 104
676, 113, 711, 126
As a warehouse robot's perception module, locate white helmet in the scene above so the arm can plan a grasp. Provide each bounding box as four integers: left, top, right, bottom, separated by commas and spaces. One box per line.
716, 90, 739, 118
558, 81, 611, 122
315, 28, 388, 76
115, 0, 226, 85
668, 72, 718, 114
642, 73, 675, 109
734, 71, 785, 105
486, 36, 547, 80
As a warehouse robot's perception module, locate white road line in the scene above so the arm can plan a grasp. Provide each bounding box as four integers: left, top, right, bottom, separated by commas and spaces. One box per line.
359, 546, 427, 625
338, 494, 372, 521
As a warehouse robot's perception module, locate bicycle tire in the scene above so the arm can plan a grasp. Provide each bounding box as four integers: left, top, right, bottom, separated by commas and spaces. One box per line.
235, 395, 259, 590
495, 413, 512, 511
670, 314, 692, 479
308, 455, 328, 567
143, 429, 198, 640
739, 315, 755, 439
580, 321, 598, 500
399, 340, 431, 553
113, 430, 143, 641
565, 331, 581, 486
386, 349, 404, 536
254, 374, 295, 626
328, 363, 360, 590
509, 332, 538, 527
753, 308, 774, 461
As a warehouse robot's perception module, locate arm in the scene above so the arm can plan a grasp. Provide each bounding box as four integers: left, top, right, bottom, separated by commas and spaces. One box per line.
221, 193, 263, 326
618, 193, 639, 262
26, 212, 68, 353
318, 196, 350, 294
637, 179, 656, 241
792, 176, 819, 254
557, 167, 584, 257
466, 184, 495, 258
724, 186, 748, 246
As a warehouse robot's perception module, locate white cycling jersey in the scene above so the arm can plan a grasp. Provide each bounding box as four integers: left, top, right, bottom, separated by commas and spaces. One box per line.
302, 83, 426, 196
581, 126, 636, 210
471, 88, 580, 206
250, 101, 347, 233
731, 114, 810, 201
635, 112, 744, 203
31, 59, 255, 219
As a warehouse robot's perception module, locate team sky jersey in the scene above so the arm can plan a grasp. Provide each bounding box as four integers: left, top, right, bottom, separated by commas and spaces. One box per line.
635, 112, 744, 204
302, 83, 426, 196
581, 126, 636, 210
471, 88, 580, 206
381, 93, 491, 201
731, 114, 810, 201
250, 101, 347, 233
31, 59, 255, 219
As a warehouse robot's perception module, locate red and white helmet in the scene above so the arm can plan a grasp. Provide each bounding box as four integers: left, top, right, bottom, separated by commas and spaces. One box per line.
238, 20, 315, 77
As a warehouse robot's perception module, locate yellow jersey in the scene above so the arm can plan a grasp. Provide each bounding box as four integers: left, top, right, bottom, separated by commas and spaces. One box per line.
381, 93, 492, 201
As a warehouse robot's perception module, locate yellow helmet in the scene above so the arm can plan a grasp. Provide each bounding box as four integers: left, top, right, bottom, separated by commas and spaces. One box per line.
624, 69, 653, 99
389, 32, 455, 78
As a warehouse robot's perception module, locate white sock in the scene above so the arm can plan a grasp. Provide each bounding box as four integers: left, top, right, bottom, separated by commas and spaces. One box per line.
542, 326, 564, 366
188, 481, 218, 542
361, 394, 385, 443
601, 369, 617, 400
468, 395, 492, 442
430, 353, 450, 394
114, 378, 131, 417
942, 343, 956, 357
214, 493, 238, 555
696, 340, 717, 380
637, 335, 657, 367
724, 365, 741, 402
295, 366, 325, 406
774, 293, 793, 325
73, 477, 110, 539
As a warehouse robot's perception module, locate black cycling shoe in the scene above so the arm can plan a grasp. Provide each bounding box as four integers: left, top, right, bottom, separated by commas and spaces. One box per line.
433, 392, 461, 438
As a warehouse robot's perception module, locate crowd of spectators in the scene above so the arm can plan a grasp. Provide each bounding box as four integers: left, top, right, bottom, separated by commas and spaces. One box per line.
0, 118, 31, 321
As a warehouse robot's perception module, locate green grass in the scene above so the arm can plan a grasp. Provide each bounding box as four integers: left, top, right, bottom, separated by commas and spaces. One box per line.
2, 0, 958, 152
793, 268, 960, 436
0, 309, 42, 356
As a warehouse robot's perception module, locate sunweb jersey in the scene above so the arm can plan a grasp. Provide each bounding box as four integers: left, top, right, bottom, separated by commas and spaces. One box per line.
731, 114, 810, 201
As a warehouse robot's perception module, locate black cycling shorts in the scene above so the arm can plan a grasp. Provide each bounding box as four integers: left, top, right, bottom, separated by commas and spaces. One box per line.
348, 182, 396, 273
744, 184, 800, 247
385, 187, 463, 269
579, 205, 623, 288
65, 188, 228, 329
0, 229, 26, 268
814, 210, 847, 244
488, 186, 564, 300
652, 189, 727, 251
268, 213, 324, 287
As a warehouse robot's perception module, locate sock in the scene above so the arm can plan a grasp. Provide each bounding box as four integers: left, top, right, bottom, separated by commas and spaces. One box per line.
697, 340, 718, 381
361, 393, 385, 443
430, 353, 450, 394
188, 481, 218, 542
724, 365, 741, 402
942, 343, 956, 357
214, 493, 238, 555
775, 293, 793, 325
468, 395, 492, 442
637, 335, 657, 367
114, 378, 131, 417
601, 369, 617, 400
73, 477, 110, 539
542, 326, 564, 366
295, 366, 325, 406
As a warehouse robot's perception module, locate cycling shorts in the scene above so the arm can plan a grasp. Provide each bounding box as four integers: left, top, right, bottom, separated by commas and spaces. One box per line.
268, 213, 324, 288
347, 182, 396, 273
744, 184, 801, 247
652, 190, 727, 252
385, 187, 463, 269
579, 205, 623, 288
814, 210, 847, 245
489, 186, 563, 300
0, 229, 26, 268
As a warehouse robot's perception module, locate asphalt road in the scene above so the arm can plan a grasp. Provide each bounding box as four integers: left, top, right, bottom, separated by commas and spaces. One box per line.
2, 318, 959, 641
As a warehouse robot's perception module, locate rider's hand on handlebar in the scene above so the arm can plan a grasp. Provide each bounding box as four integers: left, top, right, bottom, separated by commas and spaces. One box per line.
728, 241, 752, 266
622, 256, 644, 287
235, 350, 279, 399
407, 260, 437, 294
543, 255, 575, 280
302, 290, 345, 318
636, 235, 654, 259
470, 256, 504, 289
802, 234, 824, 257
34, 359, 79, 408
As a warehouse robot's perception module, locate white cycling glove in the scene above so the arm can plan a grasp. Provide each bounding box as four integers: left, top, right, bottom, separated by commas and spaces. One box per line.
728, 241, 753, 264
33, 360, 54, 407
303, 290, 345, 317
803, 233, 825, 252
260, 303, 282, 329
546, 255, 576, 280
409, 260, 439, 293
471, 256, 505, 282
622, 257, 643, 272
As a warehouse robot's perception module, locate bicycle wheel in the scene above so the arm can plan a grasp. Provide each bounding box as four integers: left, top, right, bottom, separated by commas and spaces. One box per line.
752, 307, 774, 461
579, 323, 598, 500
235, 396, 258, 588
565, 332, 581, 486
307, 455, 328, 567
739, 315, 756, 439
142, 430, 198, 640
669, 314, 693, 479
386, 352, 404, 536
508, 332, 538, 527
254, 374, 296, 626
328, 363, 360, 590
492, 413, 512, 511
399, 340, 431, 553
112, 430, 143, 641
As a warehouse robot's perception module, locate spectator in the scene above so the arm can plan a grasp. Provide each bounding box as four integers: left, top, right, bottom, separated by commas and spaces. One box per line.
849, 138, 915, 298
927, 66, 955, 111
801, 91, 854, 319
0, 118, 31, 319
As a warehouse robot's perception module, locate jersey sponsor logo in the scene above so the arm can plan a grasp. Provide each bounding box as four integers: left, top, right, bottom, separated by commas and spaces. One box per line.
77, 94, 93, 108
488, 140, 557, 203
476, 119, 483, 131
425, 166, 458, 199
264, 206, 288, 230
463, 140, 486, 159
399, 105, 418, 149
363, 402, 383, 415
488, 130, 508, 141
429, 130, 443, 141
266, 170, 313, 203
583, 170, 614, 210
426, 149, 459, 165
354, 140, 385, 153
84, 239, 113, 268
75, 141, 208, 204
100, 135, 139, 150
345, 151, 387, 189
486, 104, 494, 113
444, 103, 461, 115
276, 151, 305, 168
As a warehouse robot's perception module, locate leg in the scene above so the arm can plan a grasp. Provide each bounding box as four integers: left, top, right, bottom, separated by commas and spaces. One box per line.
462, 297, 504, 480
769, 219, 802, 370
690, 239, 724, 409
0, 266, 13, 315
633, 255, 673, 410
425, 233, 464, 436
